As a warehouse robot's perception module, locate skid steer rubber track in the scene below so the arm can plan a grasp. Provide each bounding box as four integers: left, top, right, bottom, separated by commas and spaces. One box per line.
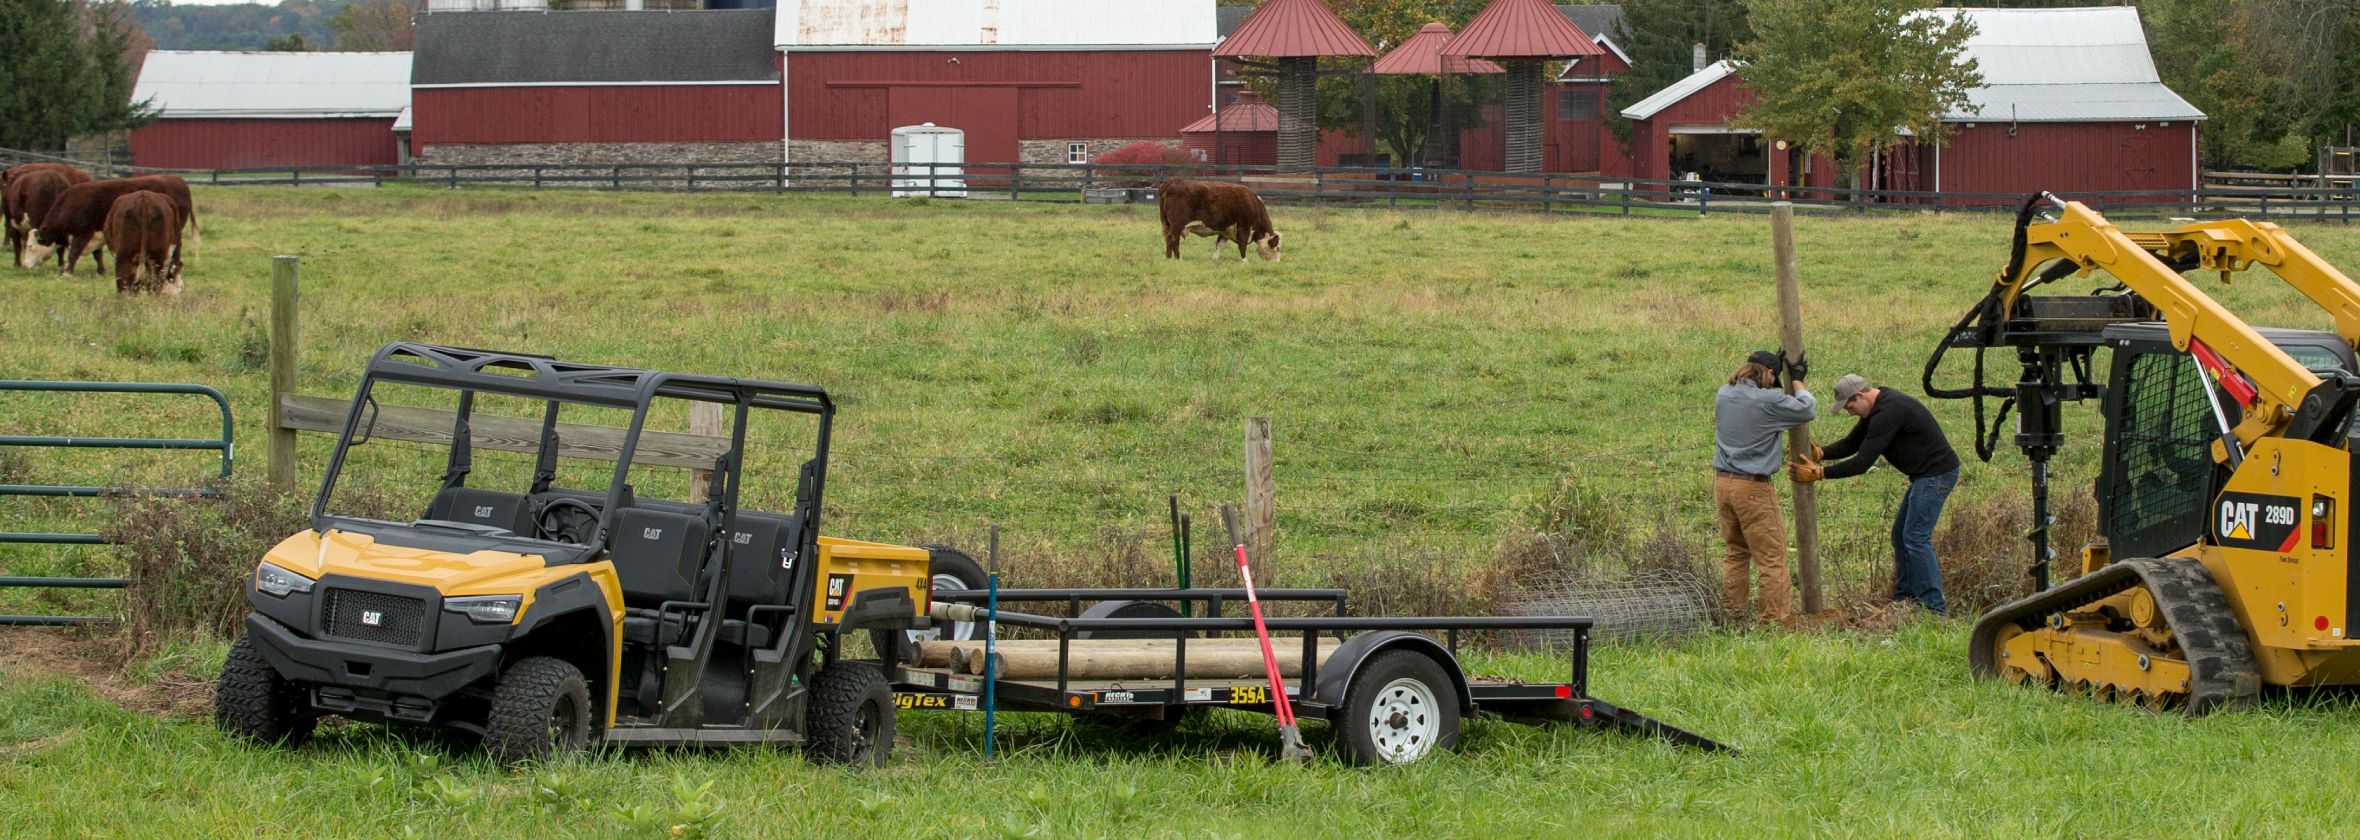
1969, 556, 2260, 714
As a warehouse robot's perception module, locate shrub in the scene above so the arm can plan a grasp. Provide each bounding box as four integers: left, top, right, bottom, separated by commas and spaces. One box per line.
1091, 141, 1197, 187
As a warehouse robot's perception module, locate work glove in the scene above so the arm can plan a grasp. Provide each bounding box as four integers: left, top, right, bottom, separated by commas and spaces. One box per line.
1811, 444, 1824, 461
1788, 457, 1824, 484
1782, 351, 1809, 382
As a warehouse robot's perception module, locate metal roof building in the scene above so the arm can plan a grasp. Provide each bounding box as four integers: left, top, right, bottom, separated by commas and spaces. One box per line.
128, 51, 413, 169
1613, 6, 2204, 199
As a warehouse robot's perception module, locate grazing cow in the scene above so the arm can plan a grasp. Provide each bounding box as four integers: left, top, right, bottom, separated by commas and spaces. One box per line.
5, 170, 75, 270
106, 191, 182, 295
24, 174, 201, 274
1157, 179, 1282, 262
2, 163, 91, 263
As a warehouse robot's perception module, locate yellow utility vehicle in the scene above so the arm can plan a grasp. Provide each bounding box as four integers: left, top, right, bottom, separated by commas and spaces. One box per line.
1928, 195, 2360, 710
215, 343, 969, 763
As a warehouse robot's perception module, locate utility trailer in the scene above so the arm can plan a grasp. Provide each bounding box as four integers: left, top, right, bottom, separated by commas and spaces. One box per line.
887, 587, 1729, 765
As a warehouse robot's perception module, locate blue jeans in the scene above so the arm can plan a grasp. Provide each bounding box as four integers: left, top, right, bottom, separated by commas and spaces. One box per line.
1890, 469, 1958, 614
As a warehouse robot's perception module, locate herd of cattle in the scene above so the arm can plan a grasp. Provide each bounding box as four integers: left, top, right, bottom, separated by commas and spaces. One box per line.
2, 162, 198, 295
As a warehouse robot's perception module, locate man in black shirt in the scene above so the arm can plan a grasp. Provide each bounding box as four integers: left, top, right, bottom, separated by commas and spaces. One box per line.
1790, 374, 1962, 614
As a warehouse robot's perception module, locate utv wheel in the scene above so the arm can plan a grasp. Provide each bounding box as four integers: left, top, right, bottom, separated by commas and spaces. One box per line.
807, 661, 895, 767
1338, 650, 1460, 766
484, 657, 594, 764
215, 635, 317, 747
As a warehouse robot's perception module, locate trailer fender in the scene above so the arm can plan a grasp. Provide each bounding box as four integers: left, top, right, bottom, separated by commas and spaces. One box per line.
1307, 631, 1473, 716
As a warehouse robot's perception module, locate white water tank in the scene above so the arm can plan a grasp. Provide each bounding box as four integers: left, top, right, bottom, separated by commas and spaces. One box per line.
890, 123, 966, 198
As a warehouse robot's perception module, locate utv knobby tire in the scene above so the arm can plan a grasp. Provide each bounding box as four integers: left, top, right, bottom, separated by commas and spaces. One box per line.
483, 656, 594, 764
1337, 650, 1460, 766
215, 635, 317, 747
806, 661, 895, 768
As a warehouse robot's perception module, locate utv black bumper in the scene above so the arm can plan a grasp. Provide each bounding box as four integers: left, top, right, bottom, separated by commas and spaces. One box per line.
244, 613, 502, 701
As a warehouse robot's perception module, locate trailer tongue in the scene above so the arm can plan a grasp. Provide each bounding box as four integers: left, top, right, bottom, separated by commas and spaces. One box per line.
892, 587, 1730, 764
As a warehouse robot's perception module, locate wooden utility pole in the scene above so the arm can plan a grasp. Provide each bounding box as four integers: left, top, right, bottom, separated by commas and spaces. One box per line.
1244, 417, 1274, 566
1772, 203, 1823, 614
687, 401, 725, 504
267, 256, 300, 494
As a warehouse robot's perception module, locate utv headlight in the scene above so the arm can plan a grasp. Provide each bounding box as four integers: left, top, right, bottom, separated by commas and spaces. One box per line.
254, 562, 315, 598
443, 595, 522, 624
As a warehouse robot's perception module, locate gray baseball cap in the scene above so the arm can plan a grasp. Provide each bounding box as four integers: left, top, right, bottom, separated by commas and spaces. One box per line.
1833, 374, 1870, 408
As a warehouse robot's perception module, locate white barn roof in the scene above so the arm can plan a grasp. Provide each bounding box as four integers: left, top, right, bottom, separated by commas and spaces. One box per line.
1619, 60, 1734, 121
776, 0, 1217, 49
134, 51, 413, 119
1934, 6, 2203, 122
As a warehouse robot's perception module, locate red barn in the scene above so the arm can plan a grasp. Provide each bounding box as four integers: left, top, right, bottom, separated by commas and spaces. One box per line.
1618, 6, 2203, 200
777, 0, 1216, 167
128, 51, 412, 170
410, 10, 784, 166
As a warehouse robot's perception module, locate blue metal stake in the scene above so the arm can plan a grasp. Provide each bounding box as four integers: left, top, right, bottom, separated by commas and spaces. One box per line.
984, 525, 999, 759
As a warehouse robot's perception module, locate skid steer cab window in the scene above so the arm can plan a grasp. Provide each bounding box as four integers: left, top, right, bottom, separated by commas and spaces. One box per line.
2104, 351, 2215, 558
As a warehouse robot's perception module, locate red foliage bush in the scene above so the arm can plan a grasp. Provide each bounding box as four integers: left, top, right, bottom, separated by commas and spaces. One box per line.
1091, 141, 1199, 186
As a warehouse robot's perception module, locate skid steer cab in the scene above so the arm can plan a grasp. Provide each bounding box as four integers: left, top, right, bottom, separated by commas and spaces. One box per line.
215, 343, 957, 765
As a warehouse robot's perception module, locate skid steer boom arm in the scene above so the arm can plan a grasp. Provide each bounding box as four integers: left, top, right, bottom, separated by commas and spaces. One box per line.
1926, 193, 2360, 591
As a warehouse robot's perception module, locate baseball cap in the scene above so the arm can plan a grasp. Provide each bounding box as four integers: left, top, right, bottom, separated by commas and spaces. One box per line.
1746, 349, 1781, 370
1833, 374, 1869, 407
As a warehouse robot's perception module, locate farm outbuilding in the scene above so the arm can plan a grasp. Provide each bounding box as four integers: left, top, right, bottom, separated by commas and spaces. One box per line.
778, 0, 1218, 167
127, 51, 412, 170
1617, 6, 2203, 199
409, 10, 782, 166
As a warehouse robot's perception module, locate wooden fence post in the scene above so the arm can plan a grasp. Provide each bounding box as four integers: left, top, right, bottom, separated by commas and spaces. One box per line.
1771, 204, 1823, 615
1244, 417, 1274, 566
687, 401, 726, 504
268, 256, 300, 494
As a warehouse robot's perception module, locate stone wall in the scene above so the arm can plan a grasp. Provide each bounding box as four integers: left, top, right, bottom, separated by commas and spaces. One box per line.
788, 140, 889, 165
417, 141, 782, 167
1018, 137, 1176, 165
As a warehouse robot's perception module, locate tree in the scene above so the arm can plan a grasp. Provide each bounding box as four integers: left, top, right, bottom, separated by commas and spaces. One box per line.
1234, 0, 1494, 166
265, 32, 312, 52
1729, 0, 1979, 189
1605, 0, 1749, 148
0, 0, 154, 151
330, 0, 417, 52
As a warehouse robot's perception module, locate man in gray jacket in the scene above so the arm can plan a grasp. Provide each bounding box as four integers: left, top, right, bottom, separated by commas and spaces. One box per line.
1713, 350, 1815, 621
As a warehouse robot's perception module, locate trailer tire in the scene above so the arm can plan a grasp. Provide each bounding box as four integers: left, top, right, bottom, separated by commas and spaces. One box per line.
215, 635, 317, 747
483, 656, 594, 764
1337, 650, 1460, 766
807, 661, 894, 767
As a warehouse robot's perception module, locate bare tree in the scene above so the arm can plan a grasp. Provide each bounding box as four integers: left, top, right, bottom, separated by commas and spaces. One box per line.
330, 0, 419, 52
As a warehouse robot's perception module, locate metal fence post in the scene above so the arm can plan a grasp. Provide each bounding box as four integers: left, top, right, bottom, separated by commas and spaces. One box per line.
1315, 169, 1325, 204
687, 164, 698, 191
268, 256, 300, 494
448, 166, 458, 190
1011, 162, 1022, 200
1541, 174, 1553, 213
534, 165, 543, 190
1465, 173, 1476, 210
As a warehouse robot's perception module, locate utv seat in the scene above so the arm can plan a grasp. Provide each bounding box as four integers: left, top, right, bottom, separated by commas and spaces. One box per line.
716, 512, 799, 648
423, 487, 533, 535
610, 508, 710, 647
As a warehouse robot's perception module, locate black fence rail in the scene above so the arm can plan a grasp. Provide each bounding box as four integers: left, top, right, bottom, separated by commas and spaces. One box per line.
0, 380, 234, 626
7, 148, 2358, 222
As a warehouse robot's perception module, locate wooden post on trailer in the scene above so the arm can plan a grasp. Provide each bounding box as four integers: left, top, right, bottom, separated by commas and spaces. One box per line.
267, 256, 300, 494
687, 402, 725, 504
1772, 203, 1823, 615
1244, 417, 1274, 569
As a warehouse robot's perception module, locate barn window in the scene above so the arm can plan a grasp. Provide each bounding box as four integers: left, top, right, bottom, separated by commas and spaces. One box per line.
1067, 142, 1089, 164
1557, 90, 1599, 121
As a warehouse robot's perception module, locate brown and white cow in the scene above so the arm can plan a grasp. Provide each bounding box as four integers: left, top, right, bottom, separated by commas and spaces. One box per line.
24, 174, 200, 274
106, 190, 182, 295
6, 170, 77, 270
1157, 179, 1282, 262
3, 163, 91, 266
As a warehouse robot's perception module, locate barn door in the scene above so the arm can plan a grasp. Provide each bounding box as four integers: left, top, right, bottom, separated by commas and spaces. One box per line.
888, 86, 1018, 187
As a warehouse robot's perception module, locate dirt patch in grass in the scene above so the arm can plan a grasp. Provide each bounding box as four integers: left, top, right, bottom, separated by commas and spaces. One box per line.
0, 628, 211, 719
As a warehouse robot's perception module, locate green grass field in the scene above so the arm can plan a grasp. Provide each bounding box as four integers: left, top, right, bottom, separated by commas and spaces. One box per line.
4, 188, 2360, 836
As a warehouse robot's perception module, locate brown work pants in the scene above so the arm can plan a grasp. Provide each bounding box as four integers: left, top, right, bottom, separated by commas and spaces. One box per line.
1715, 474, 1792, 621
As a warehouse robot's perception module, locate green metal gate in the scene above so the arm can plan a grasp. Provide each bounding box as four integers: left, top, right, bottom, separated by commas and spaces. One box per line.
1, 380, 234, 626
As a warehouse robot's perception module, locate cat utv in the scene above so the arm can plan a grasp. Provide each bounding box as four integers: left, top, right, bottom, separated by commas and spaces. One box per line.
215, 343, 943, 764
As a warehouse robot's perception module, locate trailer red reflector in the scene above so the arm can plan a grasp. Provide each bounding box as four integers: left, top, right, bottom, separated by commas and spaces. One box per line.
1579, 704, 1593, 719
2319, 616, 2332, 632
1554, 685, 1572, 699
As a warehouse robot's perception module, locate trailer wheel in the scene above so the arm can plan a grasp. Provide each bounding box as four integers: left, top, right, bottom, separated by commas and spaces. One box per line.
483, 656, 594, 764
215, 635, 317, 747
1338, 650, 1460, 766
807, 661, 895, 767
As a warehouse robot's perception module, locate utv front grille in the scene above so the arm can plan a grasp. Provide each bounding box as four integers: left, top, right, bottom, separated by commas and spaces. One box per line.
323, 589, 427, 647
